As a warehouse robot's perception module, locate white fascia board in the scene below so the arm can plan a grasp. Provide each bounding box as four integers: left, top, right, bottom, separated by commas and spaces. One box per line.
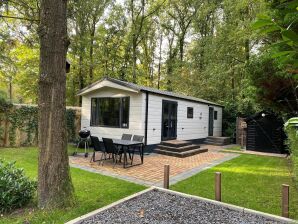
77, 80, 139, 96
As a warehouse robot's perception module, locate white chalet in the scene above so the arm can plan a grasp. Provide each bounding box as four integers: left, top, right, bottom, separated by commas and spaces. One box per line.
78, 77, 223, 148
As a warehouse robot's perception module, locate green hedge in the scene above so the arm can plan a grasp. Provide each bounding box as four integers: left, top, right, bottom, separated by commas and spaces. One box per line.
285, 127, 298, 187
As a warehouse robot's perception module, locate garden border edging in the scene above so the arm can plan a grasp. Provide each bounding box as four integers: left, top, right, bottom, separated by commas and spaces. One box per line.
65, 186, 297, 224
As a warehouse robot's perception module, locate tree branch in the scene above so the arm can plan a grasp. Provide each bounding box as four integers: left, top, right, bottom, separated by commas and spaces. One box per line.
0, 14, 39, 21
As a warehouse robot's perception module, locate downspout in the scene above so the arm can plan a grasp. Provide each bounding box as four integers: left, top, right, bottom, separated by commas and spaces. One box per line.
144, 91, 149, 146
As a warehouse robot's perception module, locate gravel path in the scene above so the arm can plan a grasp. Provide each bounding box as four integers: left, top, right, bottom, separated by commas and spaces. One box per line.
75, 189, 290, 224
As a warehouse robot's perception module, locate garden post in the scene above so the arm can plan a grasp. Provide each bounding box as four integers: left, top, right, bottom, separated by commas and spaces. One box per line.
164, 164, 170, 189
215, 172, 221, 201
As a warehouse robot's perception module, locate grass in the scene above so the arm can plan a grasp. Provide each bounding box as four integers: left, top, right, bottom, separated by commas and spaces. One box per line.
223, 145, 242, 151
171, 154, 298, 219
0, 147, 146, 224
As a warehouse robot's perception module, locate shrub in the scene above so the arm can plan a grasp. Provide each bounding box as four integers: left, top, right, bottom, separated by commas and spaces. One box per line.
284, 126, 298, 187
0, 160, 36, 213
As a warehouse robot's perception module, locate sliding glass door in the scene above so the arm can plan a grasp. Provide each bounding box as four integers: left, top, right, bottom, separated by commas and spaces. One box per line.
161, 100, 177, 141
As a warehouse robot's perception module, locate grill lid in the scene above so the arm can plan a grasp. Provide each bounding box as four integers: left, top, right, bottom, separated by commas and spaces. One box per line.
79, 128, 90, 138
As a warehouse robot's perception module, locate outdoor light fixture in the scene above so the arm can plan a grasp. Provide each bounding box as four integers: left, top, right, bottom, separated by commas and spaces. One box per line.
261, 113, 266, 117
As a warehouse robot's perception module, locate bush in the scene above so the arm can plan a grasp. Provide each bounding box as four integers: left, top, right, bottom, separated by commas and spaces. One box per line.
284, 126, 298, 187
0, 160, 36, 213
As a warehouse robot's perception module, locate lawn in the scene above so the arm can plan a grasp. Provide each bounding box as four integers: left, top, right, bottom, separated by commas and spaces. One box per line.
0, 147, 146, 224
171, 154, 298, 219
223, 145, 242, 151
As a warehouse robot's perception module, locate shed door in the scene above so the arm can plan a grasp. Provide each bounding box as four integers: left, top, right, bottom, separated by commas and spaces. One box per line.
162, 100, 177, 141
208, 107, 214, 136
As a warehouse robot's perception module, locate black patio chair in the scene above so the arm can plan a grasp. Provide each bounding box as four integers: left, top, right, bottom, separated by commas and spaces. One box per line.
90, 136, 105, 163
121, 134, 132, 141
102, 138, 123, 167
119, 134, 132, 160
130, 135, 144, 165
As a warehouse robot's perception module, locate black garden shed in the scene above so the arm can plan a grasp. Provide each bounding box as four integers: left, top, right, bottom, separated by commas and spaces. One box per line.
244, 111, 286, 153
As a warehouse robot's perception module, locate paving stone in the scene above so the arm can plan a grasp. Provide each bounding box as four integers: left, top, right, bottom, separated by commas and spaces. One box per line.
69, 146, 239, 186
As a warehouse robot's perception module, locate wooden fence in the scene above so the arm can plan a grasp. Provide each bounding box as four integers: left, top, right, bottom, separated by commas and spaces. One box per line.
236, 117, 247, 148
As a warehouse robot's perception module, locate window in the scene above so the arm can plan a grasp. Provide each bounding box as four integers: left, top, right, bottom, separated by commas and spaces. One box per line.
187, 107, 193, 118
90, 97, 130, 128
214, 111, 218, 120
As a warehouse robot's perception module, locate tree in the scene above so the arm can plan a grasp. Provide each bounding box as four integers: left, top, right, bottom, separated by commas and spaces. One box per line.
248, 54, 297, 115
67, 0, 111, 105
126, 0, 164, 83
250, 0, 298, 116
253, 0, 298, 74
37, 0, 74, 208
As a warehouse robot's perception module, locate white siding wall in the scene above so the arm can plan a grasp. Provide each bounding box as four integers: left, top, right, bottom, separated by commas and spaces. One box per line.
146, 93, 223, 145
81, 88, 222, 145
81, 87, 145, 139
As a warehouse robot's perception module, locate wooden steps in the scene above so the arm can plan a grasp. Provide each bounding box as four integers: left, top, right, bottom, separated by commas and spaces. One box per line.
154, 140, 208, 158
204, 136, 230, 146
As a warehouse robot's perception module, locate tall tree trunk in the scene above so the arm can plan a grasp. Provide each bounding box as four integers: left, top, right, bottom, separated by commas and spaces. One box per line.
245, 39, 250, 62
157, 34, 163, 89
150, 48, 154, 87
132, 38, 137, 83
78, 53, 84, 106
38, 0, 74, 208
9, 78, 12, 103
179, 35, 184, 62
89, 21, 96, 83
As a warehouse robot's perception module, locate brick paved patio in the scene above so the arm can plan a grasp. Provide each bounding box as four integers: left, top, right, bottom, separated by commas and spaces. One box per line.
69, 145, 238, 186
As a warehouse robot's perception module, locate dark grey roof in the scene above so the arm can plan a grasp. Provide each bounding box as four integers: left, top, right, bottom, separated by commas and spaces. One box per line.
78, 77, 223, 107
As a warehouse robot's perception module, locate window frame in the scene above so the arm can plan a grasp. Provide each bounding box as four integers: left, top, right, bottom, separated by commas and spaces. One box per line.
214, 110, 218, 120
90, 97, 130, 128
187, 107, 194, 119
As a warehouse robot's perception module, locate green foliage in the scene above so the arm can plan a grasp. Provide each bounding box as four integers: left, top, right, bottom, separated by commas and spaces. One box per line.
247, 53, 297, 115
0, 98, 12, 145
4, 0, 296, 139
66, 109, 76, 142
0, 99, 78, 146
0, 97, 12, 113
253, 0, 298, 70
222, 103, 237, 139
0, 90, 7, 100
12, 45, 39, 103
0, 159, 36, 213
8, 106, 38, 146
1, 0, 266, 117
285, 117, 298, 129
284, 125, 298, 187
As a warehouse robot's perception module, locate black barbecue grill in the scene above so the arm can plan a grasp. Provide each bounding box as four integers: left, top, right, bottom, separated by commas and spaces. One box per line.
74, 128, 91, 157
79, 129, 90, 139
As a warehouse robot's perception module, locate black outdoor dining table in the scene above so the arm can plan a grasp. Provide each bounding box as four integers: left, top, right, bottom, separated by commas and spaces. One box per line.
100, 138, 144, 168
